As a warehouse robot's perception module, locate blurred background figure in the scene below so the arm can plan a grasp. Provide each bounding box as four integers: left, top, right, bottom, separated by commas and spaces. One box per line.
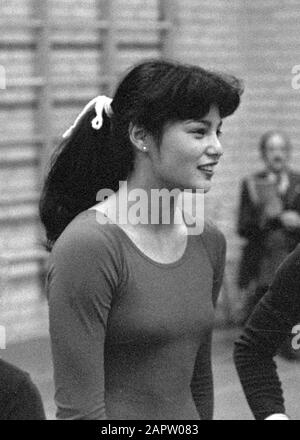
237, 131, 300, 334
0, 358, 46, 420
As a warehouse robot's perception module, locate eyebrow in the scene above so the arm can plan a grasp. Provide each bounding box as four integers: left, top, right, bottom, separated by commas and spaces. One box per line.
186, 119, 223, 127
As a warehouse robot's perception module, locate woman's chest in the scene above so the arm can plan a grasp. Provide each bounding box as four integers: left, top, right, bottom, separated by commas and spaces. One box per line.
106, 256, 214, 345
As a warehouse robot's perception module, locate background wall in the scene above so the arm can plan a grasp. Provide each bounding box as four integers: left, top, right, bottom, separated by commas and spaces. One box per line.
1, 0, 300, 342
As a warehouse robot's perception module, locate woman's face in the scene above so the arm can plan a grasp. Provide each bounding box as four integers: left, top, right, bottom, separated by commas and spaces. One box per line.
149, 105, 223, 193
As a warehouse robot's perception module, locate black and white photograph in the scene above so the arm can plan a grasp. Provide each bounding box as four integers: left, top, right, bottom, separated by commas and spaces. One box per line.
0, 0, 299, 424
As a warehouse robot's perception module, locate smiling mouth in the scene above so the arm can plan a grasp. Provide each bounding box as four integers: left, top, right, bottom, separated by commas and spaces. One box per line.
197, 163, 218, 174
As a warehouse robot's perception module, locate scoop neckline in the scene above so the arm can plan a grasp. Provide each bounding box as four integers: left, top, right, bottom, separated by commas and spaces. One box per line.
86, 208, 192, 269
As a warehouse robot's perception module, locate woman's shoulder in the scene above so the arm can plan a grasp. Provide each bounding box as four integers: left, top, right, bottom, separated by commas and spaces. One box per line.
185, 211, 225, 246
49, 209, 125, 271
201, 219, 226, 251
46, 210, 126, 299
191, 219, 226, 272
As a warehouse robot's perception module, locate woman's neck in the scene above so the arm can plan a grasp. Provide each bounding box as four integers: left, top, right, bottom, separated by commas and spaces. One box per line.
121, 173, 186, 233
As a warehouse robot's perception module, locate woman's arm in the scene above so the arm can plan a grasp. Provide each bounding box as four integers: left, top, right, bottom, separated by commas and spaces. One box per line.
48, 226, 120, 420
190, 333, 214, 420
234, 246, 300, 420
190, 226, 226, 420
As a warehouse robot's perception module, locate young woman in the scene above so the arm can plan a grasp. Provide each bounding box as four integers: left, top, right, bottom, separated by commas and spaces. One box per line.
40, 59, 242, 420
234, 246, 300, 420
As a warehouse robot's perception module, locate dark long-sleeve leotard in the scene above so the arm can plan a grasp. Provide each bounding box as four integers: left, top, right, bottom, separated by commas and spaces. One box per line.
234, 245, 300, 420
47, 209, 226, 420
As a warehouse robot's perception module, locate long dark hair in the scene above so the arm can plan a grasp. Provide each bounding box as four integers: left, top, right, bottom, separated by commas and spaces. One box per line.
39, 59, 243, 249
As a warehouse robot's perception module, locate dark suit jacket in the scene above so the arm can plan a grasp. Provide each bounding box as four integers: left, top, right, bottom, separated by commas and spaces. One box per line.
237, 169, 300, 289
0, 359, 46, 420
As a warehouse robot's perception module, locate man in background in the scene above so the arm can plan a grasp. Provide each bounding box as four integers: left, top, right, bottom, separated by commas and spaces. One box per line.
237, 131, 300, 339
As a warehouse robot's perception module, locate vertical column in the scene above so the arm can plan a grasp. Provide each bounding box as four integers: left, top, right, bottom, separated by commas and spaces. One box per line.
35, 0, 52, 293
101, 0, 118, 96
36, 0, 53, 183
159, 0, 179, 59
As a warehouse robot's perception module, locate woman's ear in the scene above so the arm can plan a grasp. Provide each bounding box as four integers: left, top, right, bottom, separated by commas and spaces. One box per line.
128, 123, 149, 152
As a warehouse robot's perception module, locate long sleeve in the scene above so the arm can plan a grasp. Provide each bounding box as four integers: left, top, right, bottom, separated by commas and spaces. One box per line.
190, 226, 226, 420
200, 221, 227, 307
47, 225, 121, 420
190, 333, 213, 420
234, 245, 300, 420
212, 231, 227, 307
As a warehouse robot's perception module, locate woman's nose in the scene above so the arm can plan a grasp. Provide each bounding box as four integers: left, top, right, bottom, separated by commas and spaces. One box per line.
206, 135, 223, 157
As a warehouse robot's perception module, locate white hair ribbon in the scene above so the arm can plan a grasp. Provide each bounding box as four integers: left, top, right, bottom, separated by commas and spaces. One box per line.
62, 95, 113, 139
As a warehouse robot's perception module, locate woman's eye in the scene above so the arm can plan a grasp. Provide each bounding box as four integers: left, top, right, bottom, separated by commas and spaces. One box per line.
192, 130, 206, 137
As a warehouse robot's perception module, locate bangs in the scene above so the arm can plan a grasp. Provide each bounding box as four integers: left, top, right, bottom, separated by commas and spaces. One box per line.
166, 67, 243, 121
138, 62, 243, 129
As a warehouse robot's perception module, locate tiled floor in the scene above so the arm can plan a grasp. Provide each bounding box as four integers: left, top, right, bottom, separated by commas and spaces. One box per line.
1, 328, 299, 420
